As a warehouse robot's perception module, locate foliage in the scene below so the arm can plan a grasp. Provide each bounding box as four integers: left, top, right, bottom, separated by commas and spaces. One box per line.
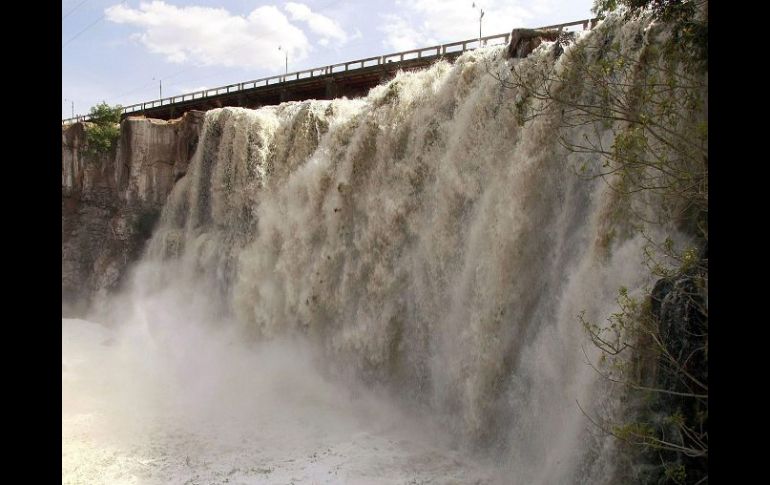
594, 0, 702, 20
497, 26, 707, 235
89, 101, 123, 124
593, 0, 707, 64
492, 1, 707, 482
84, 102, 123, 156
581, 242, 707, 483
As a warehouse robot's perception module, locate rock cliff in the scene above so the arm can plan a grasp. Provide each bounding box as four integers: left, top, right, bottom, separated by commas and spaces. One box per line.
62, 111, 205, 315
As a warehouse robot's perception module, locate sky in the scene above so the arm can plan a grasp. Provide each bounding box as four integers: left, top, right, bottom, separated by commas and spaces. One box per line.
62, 0, 594, 119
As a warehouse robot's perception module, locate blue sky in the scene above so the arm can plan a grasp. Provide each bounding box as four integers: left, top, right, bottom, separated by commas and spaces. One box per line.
62, 0, 594, 119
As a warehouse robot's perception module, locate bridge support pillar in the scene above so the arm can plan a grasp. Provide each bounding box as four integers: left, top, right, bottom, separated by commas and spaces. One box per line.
280, 89, 290, 102
325, 79, 337, 99
379, 69, 391, 84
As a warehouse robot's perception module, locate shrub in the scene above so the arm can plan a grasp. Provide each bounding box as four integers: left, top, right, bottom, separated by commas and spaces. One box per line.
84, 102, 123, 156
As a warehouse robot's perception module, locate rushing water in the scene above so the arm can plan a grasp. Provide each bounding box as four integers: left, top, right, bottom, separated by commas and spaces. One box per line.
63, 14, 680, 484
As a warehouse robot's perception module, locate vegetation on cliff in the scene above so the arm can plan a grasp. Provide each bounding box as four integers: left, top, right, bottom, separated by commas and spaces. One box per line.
496, 0, 707, 481
580, 1, 708, 483
84, 102, 123, 155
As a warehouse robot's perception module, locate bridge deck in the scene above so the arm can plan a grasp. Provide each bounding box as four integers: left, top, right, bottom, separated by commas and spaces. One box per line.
62, 18, 596, 124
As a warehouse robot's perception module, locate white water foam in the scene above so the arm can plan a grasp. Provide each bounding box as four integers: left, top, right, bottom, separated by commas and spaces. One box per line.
63, 12, 693, 484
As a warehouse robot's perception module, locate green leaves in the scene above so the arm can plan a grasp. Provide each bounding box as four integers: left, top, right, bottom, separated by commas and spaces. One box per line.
592, 0, 619, 16
84, 102, 123, 156
89, 101, 123, 124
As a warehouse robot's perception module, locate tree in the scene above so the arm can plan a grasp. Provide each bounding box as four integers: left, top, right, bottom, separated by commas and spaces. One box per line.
84, 102, 123, 155
491, 1, 707, 482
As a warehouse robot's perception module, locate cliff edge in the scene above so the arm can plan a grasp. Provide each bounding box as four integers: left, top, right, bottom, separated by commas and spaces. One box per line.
62, 111, 205, 316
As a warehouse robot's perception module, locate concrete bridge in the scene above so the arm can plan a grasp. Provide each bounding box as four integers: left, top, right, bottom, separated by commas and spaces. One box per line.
62, 18, 596, 124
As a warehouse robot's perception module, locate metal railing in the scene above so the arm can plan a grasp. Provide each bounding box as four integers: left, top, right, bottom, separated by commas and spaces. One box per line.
62, 18, 597, 125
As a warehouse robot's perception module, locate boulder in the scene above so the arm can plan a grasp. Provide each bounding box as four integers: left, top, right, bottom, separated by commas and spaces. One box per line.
507, 28, 561, 59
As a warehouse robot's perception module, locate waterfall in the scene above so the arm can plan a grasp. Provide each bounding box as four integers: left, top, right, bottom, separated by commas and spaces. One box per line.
64, 13, 699, 484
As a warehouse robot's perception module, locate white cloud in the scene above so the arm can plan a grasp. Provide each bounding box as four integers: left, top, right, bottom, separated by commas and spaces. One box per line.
379, 14, 425, 52
105, 1, 312, 71
379, 0, 543, 51
285, 2, 348, 45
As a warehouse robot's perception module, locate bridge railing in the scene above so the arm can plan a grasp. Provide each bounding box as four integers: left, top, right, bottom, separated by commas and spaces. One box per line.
63, 18, 597, 125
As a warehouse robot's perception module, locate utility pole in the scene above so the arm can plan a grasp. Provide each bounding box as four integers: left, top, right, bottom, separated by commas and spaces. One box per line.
472, 2, 485, 47
64, 98, 74, 118
153, 77, 163, 99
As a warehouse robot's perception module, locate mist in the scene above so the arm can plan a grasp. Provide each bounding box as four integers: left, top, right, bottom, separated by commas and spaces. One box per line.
62, 13, 676, 484
63, 272, 497, 484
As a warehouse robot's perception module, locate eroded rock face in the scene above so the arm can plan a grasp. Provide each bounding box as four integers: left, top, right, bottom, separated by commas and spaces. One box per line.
507, 28, 561, 58
647, 251, 708, 482
62, 111, 205, 316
